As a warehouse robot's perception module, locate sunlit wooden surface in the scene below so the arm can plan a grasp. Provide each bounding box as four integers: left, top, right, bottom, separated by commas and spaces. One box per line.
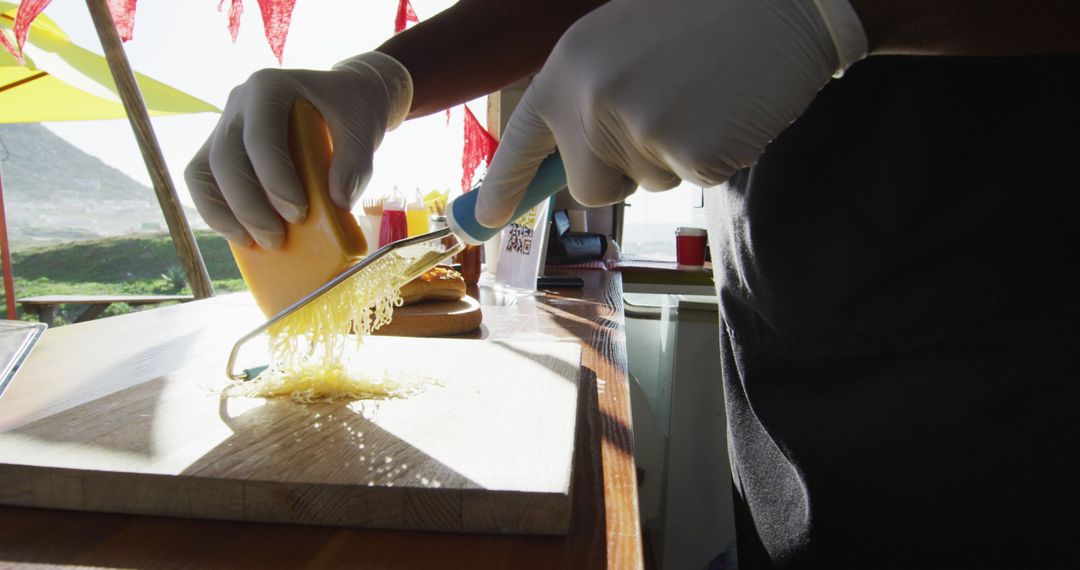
0, 269, 641, 569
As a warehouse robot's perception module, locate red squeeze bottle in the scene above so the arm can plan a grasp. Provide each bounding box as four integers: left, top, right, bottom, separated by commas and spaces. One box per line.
378, 187, 408, 247
458, 244, 481, 285
450, 185, 481, 284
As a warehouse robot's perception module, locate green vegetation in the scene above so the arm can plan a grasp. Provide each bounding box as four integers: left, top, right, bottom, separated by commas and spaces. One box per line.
2, 231, 248, 325
10, 230, 241, 282
160, 265, 189, 293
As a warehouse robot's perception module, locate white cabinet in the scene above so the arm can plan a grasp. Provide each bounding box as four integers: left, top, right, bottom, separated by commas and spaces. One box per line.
625, 293, 737, 570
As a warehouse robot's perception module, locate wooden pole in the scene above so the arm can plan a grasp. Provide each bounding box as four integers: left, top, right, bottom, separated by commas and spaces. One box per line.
84, 0, 214, 299
0, 161, 18, 319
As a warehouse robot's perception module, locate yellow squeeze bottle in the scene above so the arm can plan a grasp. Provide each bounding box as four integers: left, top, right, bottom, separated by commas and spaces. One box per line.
405, 188, 430, 236
229, 100, 367, 317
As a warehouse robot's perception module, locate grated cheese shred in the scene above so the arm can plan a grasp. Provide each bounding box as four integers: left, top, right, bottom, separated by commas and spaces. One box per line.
233, 252, 424, 403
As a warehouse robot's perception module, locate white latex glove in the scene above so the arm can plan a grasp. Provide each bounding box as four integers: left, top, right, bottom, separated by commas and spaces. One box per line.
185, 52, 413, 248
475, 0, 867, 227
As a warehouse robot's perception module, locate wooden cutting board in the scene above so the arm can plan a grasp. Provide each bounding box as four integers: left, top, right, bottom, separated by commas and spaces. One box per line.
0, 300, 581, 535
374, 296, 483, 337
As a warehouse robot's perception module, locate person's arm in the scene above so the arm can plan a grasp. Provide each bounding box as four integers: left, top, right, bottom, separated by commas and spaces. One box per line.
379, 0, 608, 119
851, 0, 1080, 56
472, 0, 1080, 228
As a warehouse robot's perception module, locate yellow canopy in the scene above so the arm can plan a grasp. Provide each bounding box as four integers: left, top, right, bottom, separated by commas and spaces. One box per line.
0, 2, 219, 123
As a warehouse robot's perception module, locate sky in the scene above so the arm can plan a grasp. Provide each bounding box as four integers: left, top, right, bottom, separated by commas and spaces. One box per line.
32, 0, 470, 214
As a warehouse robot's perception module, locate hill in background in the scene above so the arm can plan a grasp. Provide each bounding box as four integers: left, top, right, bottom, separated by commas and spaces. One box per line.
0, 123, 206, 251
11, 230, 241, 283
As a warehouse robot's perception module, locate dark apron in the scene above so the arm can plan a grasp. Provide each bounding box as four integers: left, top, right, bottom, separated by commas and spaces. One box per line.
705, 54, 1080, 568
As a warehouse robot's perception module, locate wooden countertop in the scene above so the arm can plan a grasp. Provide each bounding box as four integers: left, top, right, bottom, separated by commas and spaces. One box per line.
551, 255, 714, 288
0, 269, 642, 569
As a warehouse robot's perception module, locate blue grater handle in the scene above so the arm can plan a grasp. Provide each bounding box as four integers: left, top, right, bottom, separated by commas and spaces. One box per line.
446, 152, 567, 245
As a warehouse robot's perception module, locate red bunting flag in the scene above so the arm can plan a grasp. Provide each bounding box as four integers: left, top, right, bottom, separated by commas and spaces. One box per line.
256, 0, 296, 64
10, 0, 51, 63
394, 0, 418, 34
217, 0, 243, 41
3, 0, 139, 63
461, 105, 498, 194
3, 0, 299, 68
217, 0, 296, 64
107, 0, 139, 41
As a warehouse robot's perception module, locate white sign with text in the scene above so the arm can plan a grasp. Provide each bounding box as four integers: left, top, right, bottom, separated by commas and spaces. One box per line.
494, 198, 551, 291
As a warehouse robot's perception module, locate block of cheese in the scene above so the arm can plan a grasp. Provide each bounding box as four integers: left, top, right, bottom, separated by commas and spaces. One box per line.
230, 100, 368, 317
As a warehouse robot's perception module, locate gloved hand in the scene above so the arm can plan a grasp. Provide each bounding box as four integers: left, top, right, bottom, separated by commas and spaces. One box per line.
185, 51, 413, 248
475, 0, 867, 227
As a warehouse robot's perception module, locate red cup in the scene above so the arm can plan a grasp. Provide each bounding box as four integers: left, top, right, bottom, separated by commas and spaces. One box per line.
675, 227, 707, 266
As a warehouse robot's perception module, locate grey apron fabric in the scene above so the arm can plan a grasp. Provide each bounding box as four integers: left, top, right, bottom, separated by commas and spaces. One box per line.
704, 55, 1080, 568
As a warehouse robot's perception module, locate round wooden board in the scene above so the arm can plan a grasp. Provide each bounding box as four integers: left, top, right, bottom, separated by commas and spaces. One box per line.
374, 295, 483, 337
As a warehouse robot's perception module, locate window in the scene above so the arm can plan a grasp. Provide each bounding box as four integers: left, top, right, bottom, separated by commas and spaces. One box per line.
2, 2, 466, 324
619, 181, 707, 260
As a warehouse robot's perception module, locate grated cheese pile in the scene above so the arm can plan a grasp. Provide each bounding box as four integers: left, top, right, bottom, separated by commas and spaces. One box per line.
233, 252, 422, 403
